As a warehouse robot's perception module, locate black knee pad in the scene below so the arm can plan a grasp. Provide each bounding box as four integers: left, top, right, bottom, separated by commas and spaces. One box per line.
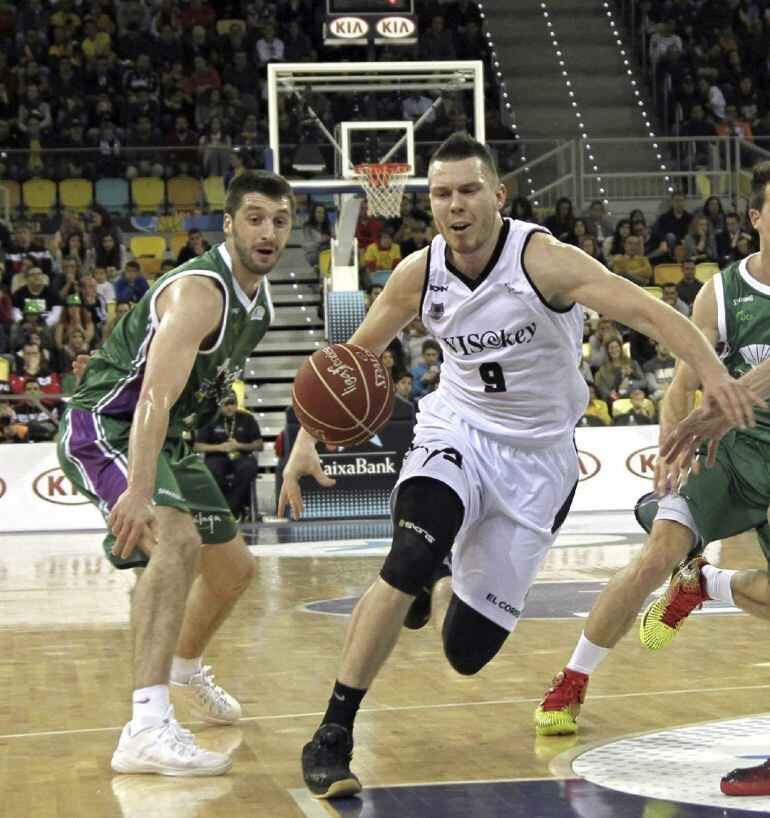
442, 594, 509, 675
379, 477, 464, 596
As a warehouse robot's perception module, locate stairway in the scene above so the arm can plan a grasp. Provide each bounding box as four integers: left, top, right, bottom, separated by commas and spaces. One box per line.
483, 0, 663, 178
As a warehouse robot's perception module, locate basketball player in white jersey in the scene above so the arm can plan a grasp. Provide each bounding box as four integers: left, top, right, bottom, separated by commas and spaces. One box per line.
280, 134, 759, 800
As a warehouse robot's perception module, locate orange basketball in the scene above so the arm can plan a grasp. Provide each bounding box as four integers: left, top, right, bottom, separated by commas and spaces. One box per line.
292, 344, 396, 446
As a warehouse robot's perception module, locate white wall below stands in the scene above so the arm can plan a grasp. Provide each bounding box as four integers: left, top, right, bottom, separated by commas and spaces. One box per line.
0, 427, 661, 532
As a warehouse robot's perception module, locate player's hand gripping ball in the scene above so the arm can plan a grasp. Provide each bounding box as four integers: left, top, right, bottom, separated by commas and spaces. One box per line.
292, 343, 395, 446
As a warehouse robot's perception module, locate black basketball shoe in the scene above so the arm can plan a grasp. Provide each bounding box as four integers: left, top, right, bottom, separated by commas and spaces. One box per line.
301, 724, 361, 799
403, 556, 452, 630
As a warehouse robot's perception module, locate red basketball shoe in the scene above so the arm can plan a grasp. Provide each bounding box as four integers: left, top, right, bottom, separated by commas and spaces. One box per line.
721, 759, 770, 796
534, 668, 589, 735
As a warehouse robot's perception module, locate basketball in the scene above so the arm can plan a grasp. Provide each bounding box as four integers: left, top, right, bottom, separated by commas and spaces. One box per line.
292, 344, 396, 446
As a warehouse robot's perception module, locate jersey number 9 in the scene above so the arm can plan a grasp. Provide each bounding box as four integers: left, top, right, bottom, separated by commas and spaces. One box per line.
479, 362, 507, 393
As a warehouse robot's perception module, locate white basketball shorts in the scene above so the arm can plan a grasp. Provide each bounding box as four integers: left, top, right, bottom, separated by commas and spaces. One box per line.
392, 401, 579, 632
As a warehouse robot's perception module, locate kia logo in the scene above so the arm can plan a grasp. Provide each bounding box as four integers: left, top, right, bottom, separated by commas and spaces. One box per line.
33, 467, 89, 505
577, 449, 600, 481
625, 445, 659, 479
375, 16, 417, 38
0, 476, 5, 499
329, 16, 368, 38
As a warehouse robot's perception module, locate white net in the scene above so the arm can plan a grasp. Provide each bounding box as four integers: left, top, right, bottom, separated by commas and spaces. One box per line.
354, 163, 411, 218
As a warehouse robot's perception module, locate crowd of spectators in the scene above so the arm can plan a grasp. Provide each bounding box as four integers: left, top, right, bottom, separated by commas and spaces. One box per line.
644, 0, 770, 155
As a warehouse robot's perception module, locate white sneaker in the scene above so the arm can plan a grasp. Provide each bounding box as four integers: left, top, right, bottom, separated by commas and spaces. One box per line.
172, 666, 242, 725
111, 705, 232, 777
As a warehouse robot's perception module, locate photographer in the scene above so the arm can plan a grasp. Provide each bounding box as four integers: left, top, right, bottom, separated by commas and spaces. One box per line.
0, 401, 29, 443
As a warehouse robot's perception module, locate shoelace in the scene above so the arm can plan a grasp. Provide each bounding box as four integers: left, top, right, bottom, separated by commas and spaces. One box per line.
316, 729, 353, 765
542, 673, 586, 709
157, 717, 202, 757
661, 584, 704, 626
195, 666, 230, 712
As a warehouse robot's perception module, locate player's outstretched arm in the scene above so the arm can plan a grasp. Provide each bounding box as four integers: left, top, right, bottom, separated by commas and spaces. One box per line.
523, 232, 764, 431
108, 277, 223, 557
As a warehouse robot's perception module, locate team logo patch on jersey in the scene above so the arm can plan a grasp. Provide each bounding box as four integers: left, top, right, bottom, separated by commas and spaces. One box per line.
739, 344, 770, 367
429, 284, 449, 292
427, 301, 445, 320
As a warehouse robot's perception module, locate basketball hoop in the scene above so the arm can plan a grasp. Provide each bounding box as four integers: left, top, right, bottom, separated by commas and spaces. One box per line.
354, 162, 411, 218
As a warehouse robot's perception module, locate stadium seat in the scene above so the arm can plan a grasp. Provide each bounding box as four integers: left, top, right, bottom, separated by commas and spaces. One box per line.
95, 177, 130, 215
167, 176, 201, 211
653, 263, 683, 286
170, 231, 188, 258
131, 176, 165, 214
216, 18, 245, 35
137, 257, 162, 277
203, 176, 226, 212
22, 178, 57, 216
695, 262, 719, 283
59, 178, 93, 212
369, 270, 391, 287
643, 285, 663, 299
318, 247, 331, 279
0, 180, 21, 216
130, 235, 167, 259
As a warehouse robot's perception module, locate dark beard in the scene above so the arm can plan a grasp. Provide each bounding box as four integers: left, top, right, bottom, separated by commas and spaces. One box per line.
233, 234, 263, 276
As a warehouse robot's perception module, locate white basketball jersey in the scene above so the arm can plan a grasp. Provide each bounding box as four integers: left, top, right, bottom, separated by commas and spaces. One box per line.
419, 218, 588, 447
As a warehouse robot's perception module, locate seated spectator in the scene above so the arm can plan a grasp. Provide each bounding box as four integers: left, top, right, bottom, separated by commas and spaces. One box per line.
54, 293, 96, 353
199, 115, 231, 176
643, 341, 676, 404
717, 211, 748, 266
176, 229, 211, 265
655, 191, 693, 257
612, 235, 653, 285
410, 339, 442, 400
164, 114, 199, 177
9, 302, 54, 357
57, 233, 88, 274
92, 267, 116, 304
611, 388, 655, 426
90, 120, 125, 178
125, 114, 165, 179
114, 261, 149, 304
585, 199, 615, 245
579, 234, 605, 266
649, 18, 682, 65
571, 218, 589, 247
0, 402, 29, 443
363, 227, 402, 278
715, 104, 754, 141
101, 301, 132, 342
80, 275, 109, 329
256, 23, 284, 66
187, 55, 220, 100
387, 196, 431, 245
676, 259, 702, 306
510, 196, 539, 224
91, 232, 127, 274
6, 223, 54, 277
302, 204, 332, 269
735, 75, 762, 127
594, 339, 645, 403
394, 370, 415, 408
602, 218, 631, 270
583, 383, 610, 426
59, 326, 93, 376
53, 212, 87, 256
400, 316, 430, 368
193, 391, 263, 518
420, 15, 456, 62
13, 377, 63, 441
684, 214, 718, 263
544, 197, 575, 242
697, 195, 726, 233
661, 281, 691, 316
587, 317, 623, 369
630, 210, 669, 264
52, 256, 82, 303
12, 267, 62, 325
160, 260, 175, 275
401, 221, 431, 257
678, 103, 716, 172
354, 199, 384, 255
10, 341, 61, 396
223, 146, 246, 189
733, 233, 755, 262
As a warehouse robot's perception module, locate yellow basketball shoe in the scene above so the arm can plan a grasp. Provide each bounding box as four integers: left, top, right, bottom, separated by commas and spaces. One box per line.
534, 668, 589, 736
639, 557, 711, 651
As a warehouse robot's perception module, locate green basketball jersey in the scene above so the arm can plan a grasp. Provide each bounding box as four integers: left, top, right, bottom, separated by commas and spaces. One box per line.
69, 244, 273, 434
715, 258, 770, 442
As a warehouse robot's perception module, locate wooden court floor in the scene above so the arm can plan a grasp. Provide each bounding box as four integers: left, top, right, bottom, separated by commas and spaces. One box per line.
1, 523, 769, 817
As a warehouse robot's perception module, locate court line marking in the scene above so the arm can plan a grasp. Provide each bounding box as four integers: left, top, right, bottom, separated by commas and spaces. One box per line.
2, 683, 770, 741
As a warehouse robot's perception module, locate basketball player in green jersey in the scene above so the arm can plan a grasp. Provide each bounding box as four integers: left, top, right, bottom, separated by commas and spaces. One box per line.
535, 162, 770, 740
58, 170, 294, 776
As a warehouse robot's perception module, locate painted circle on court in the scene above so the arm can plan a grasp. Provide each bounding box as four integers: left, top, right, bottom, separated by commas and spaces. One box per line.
33, 467, 90, 505
625, 445, 659, 480
577, 449, 601, 481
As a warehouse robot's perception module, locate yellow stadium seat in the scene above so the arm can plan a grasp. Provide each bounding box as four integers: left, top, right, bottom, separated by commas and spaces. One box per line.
22, 178, 57, 216
203, 176, 226, 212
695, 262, 719, 283
653, 263, 683, 286
167, 176, 200, 211
582, 342, 590, 362
644, 285, 663, 299
170, 231, 189, 258
137, 257, 162, 276
0, 356, 8, 381
318, 247, 331, 279
59, 178, 93, 212
216, 18, 245, 35
130, 235, 167, 259
0, 180, 21, 215
612, 397, 655, 418
131, 177, 165, 214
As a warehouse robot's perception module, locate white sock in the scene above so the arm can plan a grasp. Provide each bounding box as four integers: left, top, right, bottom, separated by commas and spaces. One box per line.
566, 633, 610, 676
131, 684, 170, 728
701, 564, 736, 605
170, 655, 203, 685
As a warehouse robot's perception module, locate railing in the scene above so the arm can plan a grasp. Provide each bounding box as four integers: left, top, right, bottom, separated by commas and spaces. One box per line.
503, 141, 577, 210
